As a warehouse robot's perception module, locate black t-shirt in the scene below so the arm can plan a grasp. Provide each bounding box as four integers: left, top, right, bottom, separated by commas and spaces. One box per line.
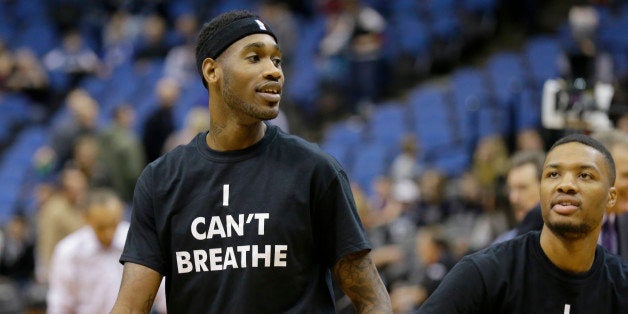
419, 231, 628, 314
121, 125, 371, 313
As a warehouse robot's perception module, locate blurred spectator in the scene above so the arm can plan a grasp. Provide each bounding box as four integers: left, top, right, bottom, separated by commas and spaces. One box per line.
43, 30, 101, 93
36, 166, 88, 283
163, 38, 196, 85
163, 12, 198, 84
133, 14, 172, 63
169, 12, 199, 47
558, 5, 613, 85
0, 44, 12, 93
370, 176, 401, 214
493, 150, 545, 244
444, 171, 488, 258
593, 130, 628, 261
608, 79, 628, 134
142, 77, 179, 163
390, 134, 423, 184
100, 104, 146, 203
0, 214, 35, 287
414, 169, 450, 226
372, 178, 420, 288
389, 225, 456, 313
472, 135, 510, 212
66, 135, 113, 188
464, 169, 509, 252
4, 49, 51, 104
102, 10, 142, 72
47, 188, 166, 314
163, 106, 210, 153
353, 180, 405, 284
515, 128, 545, 152
318, 0, 387, 112
44, 88, 100, 171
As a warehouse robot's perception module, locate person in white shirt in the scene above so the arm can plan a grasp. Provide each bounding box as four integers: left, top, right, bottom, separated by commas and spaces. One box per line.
46, 188, 166, 314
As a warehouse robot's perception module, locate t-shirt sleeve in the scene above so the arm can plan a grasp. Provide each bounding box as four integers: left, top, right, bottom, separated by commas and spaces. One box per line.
120, 166, 166, 274
417, 257, 487, 313
313, 168, 371, 267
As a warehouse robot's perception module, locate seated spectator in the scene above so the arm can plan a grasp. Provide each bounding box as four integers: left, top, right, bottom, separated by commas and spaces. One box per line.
141, 77, 180, 163
558, 5, 614, 88
390, 134, 423, 185
66, 135, 113, 188
133, 14, 172, 63
0, 214, 35, 288
42, 88, 100, 171
36, 166, 88, 283
43, 30, 101, 93
4, 48, 51, 104
317, 0, 387, 113
493, 151, 545, 244
413, 169, 451, 226
47, 188, 166, 314
102, 10, 142, 72
100, 104, 146, 203
389, 225, 456, 312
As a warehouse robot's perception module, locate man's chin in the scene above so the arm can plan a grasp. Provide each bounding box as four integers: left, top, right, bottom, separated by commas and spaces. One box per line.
546, 221, 591, 240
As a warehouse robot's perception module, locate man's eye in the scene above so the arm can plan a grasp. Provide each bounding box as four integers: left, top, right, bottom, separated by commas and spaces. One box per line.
247, 55, 260, 62
273, 58, 282, 67
579, 173, 591, 179
547, 172, 559, 178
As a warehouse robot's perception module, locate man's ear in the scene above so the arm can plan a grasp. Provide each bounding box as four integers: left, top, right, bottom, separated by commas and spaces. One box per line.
607, 186, 617, 209
202, 58, 219, 84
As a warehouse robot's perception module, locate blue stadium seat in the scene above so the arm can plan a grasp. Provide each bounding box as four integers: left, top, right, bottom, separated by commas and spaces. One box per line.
484, 51, 527, 136
514, 88, 542, 132
525, 35, 561, 88
408, 85, 461, 165
450, 67, 489, 152
365, 102, 410, 148
284, 16, 325, 115
350, 142, 390, 196
321, 119, 365, 148
321, 142, 353, 172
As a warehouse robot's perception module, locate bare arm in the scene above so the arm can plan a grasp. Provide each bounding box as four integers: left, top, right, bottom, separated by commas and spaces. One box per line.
332, 250, 392, 313
110, 262, 163, 314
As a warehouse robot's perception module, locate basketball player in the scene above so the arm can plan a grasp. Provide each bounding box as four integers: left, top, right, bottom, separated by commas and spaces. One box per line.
418, 134, 628, 313
110, 10, 391, 313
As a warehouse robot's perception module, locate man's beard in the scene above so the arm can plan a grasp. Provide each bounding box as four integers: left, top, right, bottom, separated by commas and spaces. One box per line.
545, 220, 593, 240
221, 75, 279, 121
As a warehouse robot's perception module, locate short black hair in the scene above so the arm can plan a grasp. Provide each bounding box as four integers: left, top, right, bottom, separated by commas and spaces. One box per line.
195, 10, 258, 86
548, 133, 616, 185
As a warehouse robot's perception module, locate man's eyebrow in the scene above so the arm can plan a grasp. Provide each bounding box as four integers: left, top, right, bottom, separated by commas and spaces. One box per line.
243, 42, 264, 50
544, 163, 599, 172
242, 42, 281, 52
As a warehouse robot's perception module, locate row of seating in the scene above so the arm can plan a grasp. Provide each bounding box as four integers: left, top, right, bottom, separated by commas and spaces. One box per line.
320, 32, 573, 196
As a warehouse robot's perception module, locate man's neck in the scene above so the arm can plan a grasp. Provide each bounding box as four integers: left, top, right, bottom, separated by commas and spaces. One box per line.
205, 120, 267, 151
539, 226, 599, 273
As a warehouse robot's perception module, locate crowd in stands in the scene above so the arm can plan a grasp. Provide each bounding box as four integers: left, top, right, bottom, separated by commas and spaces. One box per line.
0, 0, 627, 312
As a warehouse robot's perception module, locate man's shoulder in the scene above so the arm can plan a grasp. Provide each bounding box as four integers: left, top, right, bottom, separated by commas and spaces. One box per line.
466, 232, 536, 269
275, 128, 324, 154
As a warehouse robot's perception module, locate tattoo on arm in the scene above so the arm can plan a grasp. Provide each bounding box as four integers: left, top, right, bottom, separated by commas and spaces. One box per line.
333, 251, 392, 313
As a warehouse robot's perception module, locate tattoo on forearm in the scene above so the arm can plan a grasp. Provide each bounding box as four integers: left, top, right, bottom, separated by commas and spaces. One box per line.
333, 252, 392, 313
